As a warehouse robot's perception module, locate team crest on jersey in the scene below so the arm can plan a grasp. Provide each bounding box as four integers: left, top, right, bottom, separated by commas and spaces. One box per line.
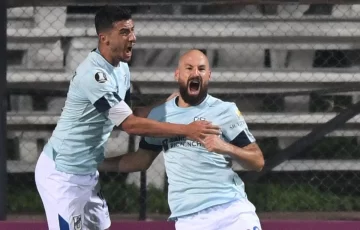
194, 116, 206, 121
72, 215, 82, 230
95, 71, 107, 83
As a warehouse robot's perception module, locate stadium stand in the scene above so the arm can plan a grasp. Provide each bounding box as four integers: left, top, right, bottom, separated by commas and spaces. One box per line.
6, 4, 360, 188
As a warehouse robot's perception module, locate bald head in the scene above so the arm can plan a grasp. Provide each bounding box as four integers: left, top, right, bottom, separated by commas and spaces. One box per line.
175, 49, 211, 106
178, 49, 209, 68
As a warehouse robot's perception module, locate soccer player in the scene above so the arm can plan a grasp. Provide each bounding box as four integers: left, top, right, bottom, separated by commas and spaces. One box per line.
34, 7, 220, 230
101, 49, 265, 230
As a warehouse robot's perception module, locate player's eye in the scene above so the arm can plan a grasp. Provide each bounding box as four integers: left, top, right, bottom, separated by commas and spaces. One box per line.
120, 29, 130, 35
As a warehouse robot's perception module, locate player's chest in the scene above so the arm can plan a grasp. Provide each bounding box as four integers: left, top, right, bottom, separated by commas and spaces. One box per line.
111, 71, 129, 97
164, 110, 221, 125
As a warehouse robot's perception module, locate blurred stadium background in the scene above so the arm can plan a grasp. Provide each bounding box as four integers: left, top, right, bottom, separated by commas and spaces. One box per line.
2, 0, 360, 229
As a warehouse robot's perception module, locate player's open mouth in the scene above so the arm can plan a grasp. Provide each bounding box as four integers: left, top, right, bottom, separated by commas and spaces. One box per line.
125, 46, 133, 56
188, 78, 201, 95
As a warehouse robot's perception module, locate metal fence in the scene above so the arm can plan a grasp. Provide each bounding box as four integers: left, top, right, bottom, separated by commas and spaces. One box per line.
4, 1, 360, 221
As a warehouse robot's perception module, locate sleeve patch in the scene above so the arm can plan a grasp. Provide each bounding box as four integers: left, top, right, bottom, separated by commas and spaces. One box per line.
236, 109, 242, 117
95, 71, 107, 83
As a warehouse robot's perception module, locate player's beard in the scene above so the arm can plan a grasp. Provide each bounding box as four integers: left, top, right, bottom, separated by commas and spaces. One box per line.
179, 78, 208, 106
110, 46, 130, 64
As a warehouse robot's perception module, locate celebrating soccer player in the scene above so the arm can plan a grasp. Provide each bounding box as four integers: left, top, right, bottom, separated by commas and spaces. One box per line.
102, 49, 265, 230
34, 7, 220, 230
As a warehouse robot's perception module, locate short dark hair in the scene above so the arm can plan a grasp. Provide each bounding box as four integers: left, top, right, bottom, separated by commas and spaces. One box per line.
95, 6, 132, 35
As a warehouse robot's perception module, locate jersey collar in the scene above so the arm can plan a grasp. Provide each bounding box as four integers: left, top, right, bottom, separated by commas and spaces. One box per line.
172, 94, 211, 110
89, 48, 121, 73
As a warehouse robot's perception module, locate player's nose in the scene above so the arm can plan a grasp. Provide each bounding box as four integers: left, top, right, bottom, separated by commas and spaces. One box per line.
129, 32, 136, 42
191, 68, 200, 76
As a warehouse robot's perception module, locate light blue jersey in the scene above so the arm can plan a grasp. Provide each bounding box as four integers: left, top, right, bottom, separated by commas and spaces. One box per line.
43, 49, 131, 174
140, 95, 256, 219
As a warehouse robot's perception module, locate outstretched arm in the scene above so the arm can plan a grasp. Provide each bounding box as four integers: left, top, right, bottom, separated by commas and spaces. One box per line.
80, 71, 219, 142
112, 93, 219, 142
120, 114, 219, 143
107, 88, 217, 141
99, 148, 161, 172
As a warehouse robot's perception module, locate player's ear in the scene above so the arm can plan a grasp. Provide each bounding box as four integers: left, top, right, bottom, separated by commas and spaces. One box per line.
99, 33, 109, 45
209, 70, 211, 80
174, 69, 180, 81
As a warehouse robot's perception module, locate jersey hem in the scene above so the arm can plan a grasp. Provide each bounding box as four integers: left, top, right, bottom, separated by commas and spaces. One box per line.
168, 198, 240, 220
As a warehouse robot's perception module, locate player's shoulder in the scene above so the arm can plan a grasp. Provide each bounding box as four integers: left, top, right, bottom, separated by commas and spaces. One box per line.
206, 95, 237, 110
147, 97, 178, 121
74, 52, 106, 76
147, 102, 167, 121
74, 54, 113, 85
206, 95, 242, 118
74, 66, 109, 88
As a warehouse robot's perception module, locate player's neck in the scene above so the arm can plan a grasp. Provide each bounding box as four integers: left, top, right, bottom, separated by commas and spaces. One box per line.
98, 46, 119, 66
177, 97, 191, 108
177, 96, 207, 108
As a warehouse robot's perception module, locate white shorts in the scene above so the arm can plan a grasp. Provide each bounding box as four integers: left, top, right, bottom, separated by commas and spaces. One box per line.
175, 199, 262, 230
35, 153, 111, 230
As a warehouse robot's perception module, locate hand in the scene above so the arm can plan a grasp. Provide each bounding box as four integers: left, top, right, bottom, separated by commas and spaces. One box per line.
166, 91, 179, 101
203, 135, 229, 154
185, 121, 221, 144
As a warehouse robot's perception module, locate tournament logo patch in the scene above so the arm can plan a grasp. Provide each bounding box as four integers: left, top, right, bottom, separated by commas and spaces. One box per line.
236, 109, 242, 117
95, 71, 107, 83
72, 215, 82, 230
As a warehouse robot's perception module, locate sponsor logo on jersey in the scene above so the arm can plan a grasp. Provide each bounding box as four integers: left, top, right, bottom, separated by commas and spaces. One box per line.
230, 121, 246, 129
162, 136, 203, 152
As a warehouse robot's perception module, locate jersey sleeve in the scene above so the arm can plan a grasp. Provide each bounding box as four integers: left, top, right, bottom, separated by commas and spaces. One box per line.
81, 69, 123, 113
124, 89, 131, 107
221, 103, 256, 148
139, 137, 163, 152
